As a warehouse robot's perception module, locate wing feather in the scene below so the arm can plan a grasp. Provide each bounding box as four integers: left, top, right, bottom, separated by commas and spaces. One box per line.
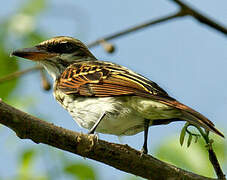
57, 60, 169, 97
56, 60, 224, 137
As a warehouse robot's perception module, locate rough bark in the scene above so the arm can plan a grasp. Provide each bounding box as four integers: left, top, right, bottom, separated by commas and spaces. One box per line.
0, 100, 217, 180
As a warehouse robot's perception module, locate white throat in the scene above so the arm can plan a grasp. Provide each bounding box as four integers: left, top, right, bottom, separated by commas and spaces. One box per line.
40, 61, 63, 81
40, 55, 96, 81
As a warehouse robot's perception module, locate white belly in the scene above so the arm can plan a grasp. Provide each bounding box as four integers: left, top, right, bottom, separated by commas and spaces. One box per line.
54, 90, 181, 136
59, 95, 145, 135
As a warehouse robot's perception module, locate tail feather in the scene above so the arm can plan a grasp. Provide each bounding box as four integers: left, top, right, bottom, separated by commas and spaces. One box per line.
181, 111, 224, 138
159, 99, 224, 138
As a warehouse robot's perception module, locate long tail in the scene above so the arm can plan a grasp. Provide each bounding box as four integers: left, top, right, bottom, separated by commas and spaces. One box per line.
181, 109, 224, 138
160, 99, 224, 138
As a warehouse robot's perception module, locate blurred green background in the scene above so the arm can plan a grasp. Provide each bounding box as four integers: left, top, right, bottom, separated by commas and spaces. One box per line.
0, 0, 226, 179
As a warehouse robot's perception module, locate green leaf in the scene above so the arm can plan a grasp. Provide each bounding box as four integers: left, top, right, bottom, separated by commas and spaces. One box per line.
64, 163, 96, 180
155, 135, 227, 177
187, 134, 192, 147
194, 135, 199, 143
24, 31, 47, 46
0, 46, 19, 100
124, 175, 142, 180
180, 125, 187, 146
21, 149, 36, 170
19, 149, 36, 179
21, 0, 46, 16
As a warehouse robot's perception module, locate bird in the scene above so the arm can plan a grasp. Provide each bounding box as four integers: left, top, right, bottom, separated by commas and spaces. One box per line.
11, 36, 224, 154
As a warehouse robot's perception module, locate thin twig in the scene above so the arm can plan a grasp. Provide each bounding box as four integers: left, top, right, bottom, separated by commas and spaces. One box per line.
171, 0, 227, 36
0, 65, 42, 83
1, 11, 185, 83
87, 11, 185, 48
1, 1, 226, 83
195, 126, 226, 179
40, 69, 51, 91
208, 146, 226, 180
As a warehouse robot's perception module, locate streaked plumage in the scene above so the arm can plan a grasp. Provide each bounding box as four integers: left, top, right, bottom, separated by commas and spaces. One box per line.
55, 59, 223, 137
12, 36, 224, 153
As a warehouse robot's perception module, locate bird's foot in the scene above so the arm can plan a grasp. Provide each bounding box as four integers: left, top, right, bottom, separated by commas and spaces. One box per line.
140, 146, 148, 156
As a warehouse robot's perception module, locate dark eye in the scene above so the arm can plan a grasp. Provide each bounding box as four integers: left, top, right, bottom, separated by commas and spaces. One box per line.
47, 42, 78, 53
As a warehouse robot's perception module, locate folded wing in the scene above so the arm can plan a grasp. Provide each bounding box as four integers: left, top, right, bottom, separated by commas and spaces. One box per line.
57, 60, 224, 137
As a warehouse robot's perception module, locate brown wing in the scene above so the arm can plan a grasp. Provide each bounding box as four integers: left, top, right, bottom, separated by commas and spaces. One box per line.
57, 60, 170, 98
57, 60, 224, 137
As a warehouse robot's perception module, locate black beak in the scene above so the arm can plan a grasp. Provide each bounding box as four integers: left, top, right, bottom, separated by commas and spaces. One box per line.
11, 46, 56, 61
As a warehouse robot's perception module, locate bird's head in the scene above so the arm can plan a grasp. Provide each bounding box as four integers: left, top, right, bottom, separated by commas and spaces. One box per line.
12, 36, 96, 80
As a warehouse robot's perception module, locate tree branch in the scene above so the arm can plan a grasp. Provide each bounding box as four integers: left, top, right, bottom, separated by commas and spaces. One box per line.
2, 0, 226, 83
0, 100, 217, 180
87, 11, 185, 48
0, 12, 184, 83
170, 0, 227, 36
182, 123, 226, 180
0, 65, 42, 83
208, 147, 226, 180
195, 127, 226, 180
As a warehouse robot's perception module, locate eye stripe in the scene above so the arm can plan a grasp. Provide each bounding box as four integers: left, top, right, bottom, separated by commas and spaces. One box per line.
46, 42, 79, 54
